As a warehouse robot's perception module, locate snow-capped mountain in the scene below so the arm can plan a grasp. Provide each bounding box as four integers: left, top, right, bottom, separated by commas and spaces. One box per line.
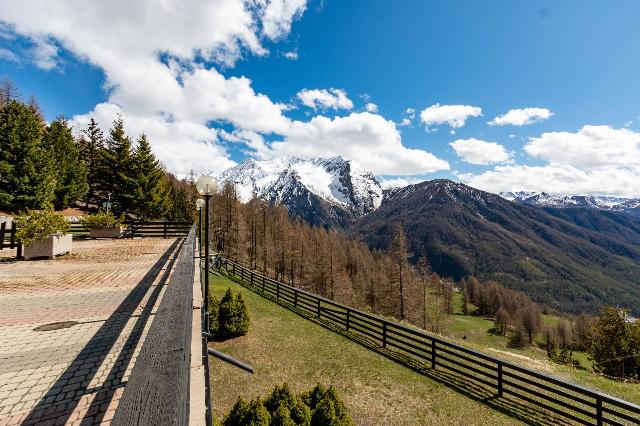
500, 191, 640, 217
217, 156, 383, 227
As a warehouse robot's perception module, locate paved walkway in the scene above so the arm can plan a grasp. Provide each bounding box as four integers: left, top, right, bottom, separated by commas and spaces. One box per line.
0, 238, 182, 426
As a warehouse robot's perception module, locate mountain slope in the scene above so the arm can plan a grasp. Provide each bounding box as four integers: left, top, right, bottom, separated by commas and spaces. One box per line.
348, 180, 640, 315
218, 156, 382, 228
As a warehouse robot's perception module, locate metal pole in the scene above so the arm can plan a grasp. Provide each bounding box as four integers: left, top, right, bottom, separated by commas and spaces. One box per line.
198, 208, 202, 254
204, 194, 211, 334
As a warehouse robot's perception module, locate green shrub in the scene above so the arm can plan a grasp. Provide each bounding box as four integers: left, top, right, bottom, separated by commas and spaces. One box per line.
80, 211, 121, 230
209, 295, 220, 335
15, 208, 70, 246
223, 398, 270, 426
218, 288, 250, 338
224, 384, 349, 426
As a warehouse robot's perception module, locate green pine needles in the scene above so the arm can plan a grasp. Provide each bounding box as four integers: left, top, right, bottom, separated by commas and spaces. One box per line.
209, 288, 250, 339
222, 383, 353, 426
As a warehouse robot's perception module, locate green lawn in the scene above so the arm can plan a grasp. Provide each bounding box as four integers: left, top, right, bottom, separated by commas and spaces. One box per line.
208, 273, 523, 425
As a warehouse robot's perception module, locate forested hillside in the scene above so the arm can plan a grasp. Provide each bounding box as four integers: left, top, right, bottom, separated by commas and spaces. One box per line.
348, 179, 640, 315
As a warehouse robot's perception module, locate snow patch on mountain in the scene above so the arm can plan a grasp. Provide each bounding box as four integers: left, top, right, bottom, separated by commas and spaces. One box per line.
500, 191, 640, 216
217, 156, 383, 216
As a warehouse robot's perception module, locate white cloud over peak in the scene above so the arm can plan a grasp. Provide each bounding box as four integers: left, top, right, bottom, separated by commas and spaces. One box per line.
296, 88, 354, 111
365, 102, 378, 113
489, 107, 553, 126
379, 177, 425, 189
449, 138, 512, 165
458, 125, 640, 197
269, 112, 450, 175
420, 103, 482, 129
0, 0, 307, 174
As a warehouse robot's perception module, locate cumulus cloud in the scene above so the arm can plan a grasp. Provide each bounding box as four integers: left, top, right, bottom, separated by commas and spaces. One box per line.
379, 177, 425, 189
260, 0, 307, 40
458, 125, 640, 196
0, 0, 307, 173
420, 103, 482, 129
365, 102, 378, 113
489, 107, 553, 126
296, 88, 354, 111
269, 112, 449, 175
449, 138, 512, 165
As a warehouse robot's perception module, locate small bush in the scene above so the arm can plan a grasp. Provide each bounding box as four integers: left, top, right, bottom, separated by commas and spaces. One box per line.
209, 295, 220, 335
15, 207, 70, 246
218, 288, 250, 339
224, 384, 350, 426
80, 211, 121, 230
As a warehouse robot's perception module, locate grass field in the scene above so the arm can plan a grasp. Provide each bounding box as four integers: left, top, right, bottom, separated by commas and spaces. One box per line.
208, 273, 525, 425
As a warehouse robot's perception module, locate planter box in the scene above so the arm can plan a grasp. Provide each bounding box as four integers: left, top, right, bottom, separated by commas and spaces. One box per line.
90, 227, 122, 239
23, 234, 72, 259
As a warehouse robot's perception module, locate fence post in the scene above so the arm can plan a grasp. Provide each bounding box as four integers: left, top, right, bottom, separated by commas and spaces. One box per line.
276, 282, 280, 301
163, 222, 167, 238
497, 362, 503, 397
262, 276, 265, 292
294, 291, 298, 307
596, 398, 603, 426
232, 263, 236, 277
346, 309, 350, 331
250, 271, 254, 286
10, 222, 17, 249
0, 222, 5, 249
317, 299, 321, 318
16, 243, 22, 259
382, 322, 387, 348
431, 338, 436, 370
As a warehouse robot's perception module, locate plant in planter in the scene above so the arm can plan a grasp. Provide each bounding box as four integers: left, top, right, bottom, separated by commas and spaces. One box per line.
81, 211, 123, 239
15, 208, 72, 259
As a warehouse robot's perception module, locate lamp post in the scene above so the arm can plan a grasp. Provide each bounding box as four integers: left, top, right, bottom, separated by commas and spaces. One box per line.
196, 175, 218, 334
196, 198, 205, 254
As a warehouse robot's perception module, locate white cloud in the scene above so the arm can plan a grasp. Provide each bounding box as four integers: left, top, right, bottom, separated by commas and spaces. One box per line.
449, 138, 512, 165
379, 177, 425, 189
260, 0, 307, 40
71, 103, 236, 175
420, 103, 482, 129
0, 47, 18, 62
0, 0, 306, 173
296, 88, 354, 111
365, 102, 378, 113
524, 125, 640, 169
269, 112, 450, 175
458, 125, 640, 197
397, 108, 415, 127
282, 50, 298, 60
489, 107, 553, 126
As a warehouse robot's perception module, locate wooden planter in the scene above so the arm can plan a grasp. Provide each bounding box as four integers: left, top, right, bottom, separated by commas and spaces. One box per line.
23, 234, 72, 259
89, 227, 122, 239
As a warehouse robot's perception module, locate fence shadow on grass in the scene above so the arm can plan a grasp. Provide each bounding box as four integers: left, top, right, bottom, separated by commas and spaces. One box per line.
215, 267, 574, 426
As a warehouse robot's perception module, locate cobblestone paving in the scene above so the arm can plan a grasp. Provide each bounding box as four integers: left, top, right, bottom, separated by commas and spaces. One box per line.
0, 238, 181, 426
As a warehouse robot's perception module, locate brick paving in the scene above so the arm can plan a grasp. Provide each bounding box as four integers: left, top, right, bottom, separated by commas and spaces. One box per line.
0, 238, 182, 426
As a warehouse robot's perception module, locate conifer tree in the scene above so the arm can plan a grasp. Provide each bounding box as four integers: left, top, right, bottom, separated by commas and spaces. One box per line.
131, 134, 168, 220
98, 117, 137, 215
45, 117, 88, 209
79, 118, 105, 208
0, 100, 55, 210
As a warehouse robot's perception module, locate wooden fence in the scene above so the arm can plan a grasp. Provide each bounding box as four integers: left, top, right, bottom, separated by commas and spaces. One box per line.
215, 256, 640, 426
69, 221, 192, 238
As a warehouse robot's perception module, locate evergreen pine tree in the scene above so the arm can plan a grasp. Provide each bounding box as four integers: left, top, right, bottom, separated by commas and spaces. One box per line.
0, 100, 55, 210
79, 118, 105, 208
45, 117, 88, 209
98, 117, 137, 215
131, 134, 168, 220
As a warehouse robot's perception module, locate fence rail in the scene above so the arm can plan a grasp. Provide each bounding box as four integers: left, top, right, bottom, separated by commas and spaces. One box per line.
214, 256, 640, 426
69, 221, 192, 238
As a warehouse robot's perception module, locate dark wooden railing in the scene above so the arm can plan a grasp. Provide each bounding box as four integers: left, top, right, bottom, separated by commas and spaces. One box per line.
215, 256, 640, 426
69, 221, 192, 238
112, 226, 196, 425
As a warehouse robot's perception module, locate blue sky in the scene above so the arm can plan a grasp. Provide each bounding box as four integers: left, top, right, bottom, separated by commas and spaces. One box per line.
1, 0, 639, 195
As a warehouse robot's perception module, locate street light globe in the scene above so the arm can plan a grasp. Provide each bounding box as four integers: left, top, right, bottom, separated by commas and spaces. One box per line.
196, 175, 218, 196
195, 198, 205, 209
